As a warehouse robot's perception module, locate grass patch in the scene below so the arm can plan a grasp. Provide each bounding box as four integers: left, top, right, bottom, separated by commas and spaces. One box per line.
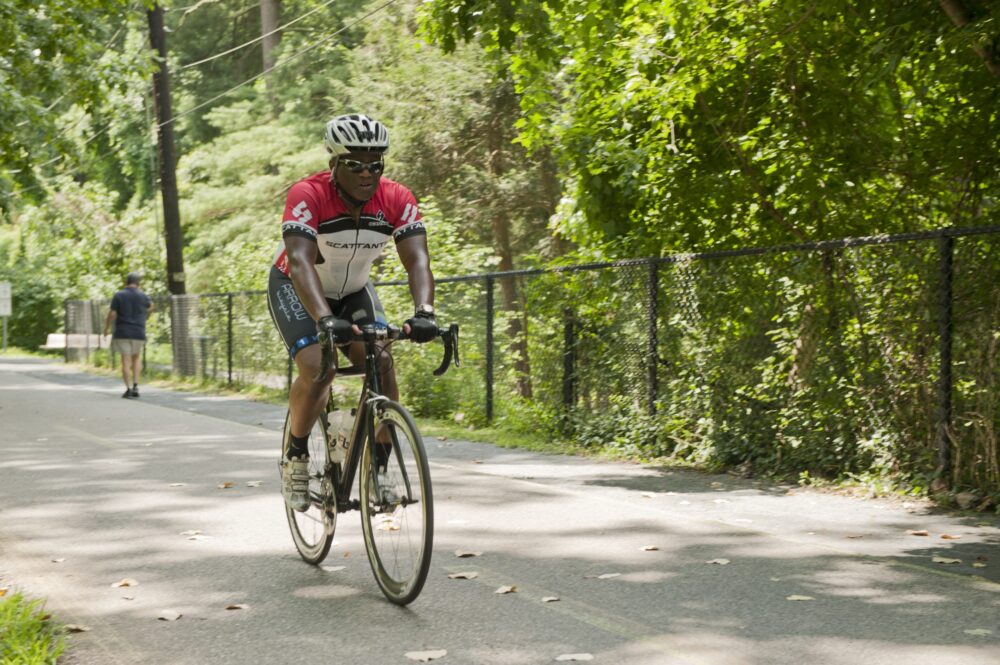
418, 419, 591, 457
0, 589, 64, 665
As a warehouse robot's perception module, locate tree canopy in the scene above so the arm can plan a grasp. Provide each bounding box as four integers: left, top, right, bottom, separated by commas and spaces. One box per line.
421, 0, 1000, 254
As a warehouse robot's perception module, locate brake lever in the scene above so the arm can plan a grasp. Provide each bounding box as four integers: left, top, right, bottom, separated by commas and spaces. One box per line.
314, 332, 335, 382
449, 323, 460, 368
431, 324, 459, 376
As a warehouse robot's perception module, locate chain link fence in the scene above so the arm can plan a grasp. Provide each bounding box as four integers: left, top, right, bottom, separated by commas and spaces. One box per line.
65, 225, 1000, 494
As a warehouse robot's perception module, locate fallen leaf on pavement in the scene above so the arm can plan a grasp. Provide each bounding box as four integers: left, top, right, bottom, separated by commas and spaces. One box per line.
111, 579, 138, 588
225, 604, 249, 610
786, 595, 814, 601
542, 596, 560, 603
405, 649, 447, 662
641, 492, 655, 498
455, 550, 482, 558
51, 558, 66, 563
964, 629, 992, 636
972, 562, 987, 568
940, 534, 961, 540
187, 535, 211, 541
65, 624, 90, 633
0, 588, 8, 597
494, 585, 517, 594
217, 482, 235, 489
179, 530, 202, 536
770, 577, 781, 582
246, 481, 262, 487
706, 558, 730, 565
596, 573, 621, 579
169, 483, 186, 487
122, 595, 134, 601
845, 535, 864, 539
640, 545, 659, 551
321, 566, 345, 573
932, 556, 962, 564
471, 460, 482, 464
906, 529, 929, 536
448, 572, 478, 580
157, 610, 182, 621
556, 654, 594, 662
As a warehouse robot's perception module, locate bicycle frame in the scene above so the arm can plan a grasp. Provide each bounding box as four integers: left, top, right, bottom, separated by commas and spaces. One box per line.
326, 326, 393, 513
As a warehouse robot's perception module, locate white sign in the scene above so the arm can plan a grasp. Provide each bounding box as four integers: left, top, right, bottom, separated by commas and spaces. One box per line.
0, 282, 10, 317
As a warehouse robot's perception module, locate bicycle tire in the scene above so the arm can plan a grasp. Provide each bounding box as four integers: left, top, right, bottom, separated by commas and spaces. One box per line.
359, 401, 433, 605
282, 410, 336, 564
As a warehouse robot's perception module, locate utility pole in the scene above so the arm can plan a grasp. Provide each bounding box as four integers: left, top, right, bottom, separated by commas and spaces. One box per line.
148, 3, 196, 376
148, 3, 186, 296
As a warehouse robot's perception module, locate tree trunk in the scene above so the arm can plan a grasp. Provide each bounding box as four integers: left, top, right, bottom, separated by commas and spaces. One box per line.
260, 0, 282, 98
938, 0, 1000, 78
487, 85, 532, 398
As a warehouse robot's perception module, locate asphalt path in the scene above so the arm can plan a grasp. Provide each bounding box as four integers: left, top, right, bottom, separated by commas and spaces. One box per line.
0, 357, 998, 665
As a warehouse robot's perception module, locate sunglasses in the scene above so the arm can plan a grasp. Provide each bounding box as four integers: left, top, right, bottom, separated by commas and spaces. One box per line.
339, 158, 384, 175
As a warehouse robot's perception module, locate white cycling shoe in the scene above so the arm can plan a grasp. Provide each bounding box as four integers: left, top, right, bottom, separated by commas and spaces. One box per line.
280, 456, 311, 512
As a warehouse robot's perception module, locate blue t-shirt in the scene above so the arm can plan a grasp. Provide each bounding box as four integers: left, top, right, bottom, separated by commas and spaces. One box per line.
111, 287, 152, 340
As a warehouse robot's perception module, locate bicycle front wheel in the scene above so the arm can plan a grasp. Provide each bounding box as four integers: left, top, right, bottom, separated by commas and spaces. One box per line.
282, 411, 336, 564
359, 401, 433, 605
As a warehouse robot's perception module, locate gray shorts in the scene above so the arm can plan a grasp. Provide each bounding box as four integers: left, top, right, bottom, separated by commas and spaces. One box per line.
266, 266, 387, 358
112, 338, 145, 355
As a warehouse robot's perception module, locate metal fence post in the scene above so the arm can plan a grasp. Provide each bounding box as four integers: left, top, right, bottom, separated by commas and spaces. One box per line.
562, 308, 575, 412
647, 260, 659, 417
936, 232, 955, 479
63, 299, 69, 364
485, 276, 494, 425
227, 293, 233, 385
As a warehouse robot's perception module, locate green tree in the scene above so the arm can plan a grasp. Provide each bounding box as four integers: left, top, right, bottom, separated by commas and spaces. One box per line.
420, 0, 1000, 255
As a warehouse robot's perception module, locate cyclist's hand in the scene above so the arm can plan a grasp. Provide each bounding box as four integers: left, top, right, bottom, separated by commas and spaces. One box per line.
404, 313, 438, 344
317, 316, 353, 345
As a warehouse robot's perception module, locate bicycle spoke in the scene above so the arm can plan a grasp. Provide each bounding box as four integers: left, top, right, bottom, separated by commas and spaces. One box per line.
360, 401, 433, 605
283, 411, 335, 564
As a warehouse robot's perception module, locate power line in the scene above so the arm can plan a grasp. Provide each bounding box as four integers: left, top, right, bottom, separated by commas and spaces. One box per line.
160, 0, 402, 128
178, 0, 339, 71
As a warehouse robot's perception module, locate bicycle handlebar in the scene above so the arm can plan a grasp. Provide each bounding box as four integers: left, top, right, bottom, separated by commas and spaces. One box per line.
315, 322, 460, 382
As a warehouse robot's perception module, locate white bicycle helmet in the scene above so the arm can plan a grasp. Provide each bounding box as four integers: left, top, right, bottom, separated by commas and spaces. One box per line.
324, 114, 389, 154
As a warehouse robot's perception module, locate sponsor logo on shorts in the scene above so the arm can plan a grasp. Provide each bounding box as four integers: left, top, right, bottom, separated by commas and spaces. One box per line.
276, 283, 310, 322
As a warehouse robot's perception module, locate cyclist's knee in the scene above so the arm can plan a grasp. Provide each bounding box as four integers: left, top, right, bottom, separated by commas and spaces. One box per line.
293, 346, 329, 384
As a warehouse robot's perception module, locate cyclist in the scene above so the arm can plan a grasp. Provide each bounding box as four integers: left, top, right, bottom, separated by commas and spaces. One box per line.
267, 113, 438, 512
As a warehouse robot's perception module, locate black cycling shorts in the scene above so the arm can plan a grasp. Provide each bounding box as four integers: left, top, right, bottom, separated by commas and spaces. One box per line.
267, 266, 387, 358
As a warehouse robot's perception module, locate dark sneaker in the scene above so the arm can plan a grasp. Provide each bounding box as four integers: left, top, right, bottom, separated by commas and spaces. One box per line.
131, 385, 139, 398
280, 456, 311, 512
122, 389, 134, 399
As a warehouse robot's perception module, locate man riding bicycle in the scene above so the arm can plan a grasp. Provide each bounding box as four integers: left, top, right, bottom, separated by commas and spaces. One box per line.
267, 113, 437, 512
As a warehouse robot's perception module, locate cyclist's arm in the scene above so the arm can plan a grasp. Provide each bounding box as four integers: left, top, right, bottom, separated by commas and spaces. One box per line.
396, 234, 434, 310
285, 235, 334, 322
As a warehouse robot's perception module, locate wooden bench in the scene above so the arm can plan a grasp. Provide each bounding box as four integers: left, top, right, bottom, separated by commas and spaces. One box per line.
40, 333, 113, 350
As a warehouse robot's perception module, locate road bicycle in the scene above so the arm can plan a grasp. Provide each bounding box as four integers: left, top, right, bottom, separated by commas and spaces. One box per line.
281, 321, 459, 605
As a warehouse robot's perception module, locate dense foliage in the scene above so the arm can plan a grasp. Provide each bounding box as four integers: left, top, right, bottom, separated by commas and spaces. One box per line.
422, 0, 1000, 253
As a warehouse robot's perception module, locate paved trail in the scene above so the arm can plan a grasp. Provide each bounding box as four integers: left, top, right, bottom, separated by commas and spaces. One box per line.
0, 358, 998, 665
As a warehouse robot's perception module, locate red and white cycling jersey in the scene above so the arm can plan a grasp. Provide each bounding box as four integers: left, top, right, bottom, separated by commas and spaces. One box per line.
273, 171, 425, 299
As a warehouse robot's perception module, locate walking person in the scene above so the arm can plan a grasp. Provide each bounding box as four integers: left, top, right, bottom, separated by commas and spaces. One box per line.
103, 272, 155, 398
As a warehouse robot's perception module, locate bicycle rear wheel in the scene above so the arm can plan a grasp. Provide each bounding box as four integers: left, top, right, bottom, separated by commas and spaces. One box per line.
282, 411, 336, 564
359, 401, 433, 605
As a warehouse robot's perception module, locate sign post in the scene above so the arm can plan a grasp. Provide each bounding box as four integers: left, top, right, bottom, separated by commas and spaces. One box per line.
0, 282, 10, 352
